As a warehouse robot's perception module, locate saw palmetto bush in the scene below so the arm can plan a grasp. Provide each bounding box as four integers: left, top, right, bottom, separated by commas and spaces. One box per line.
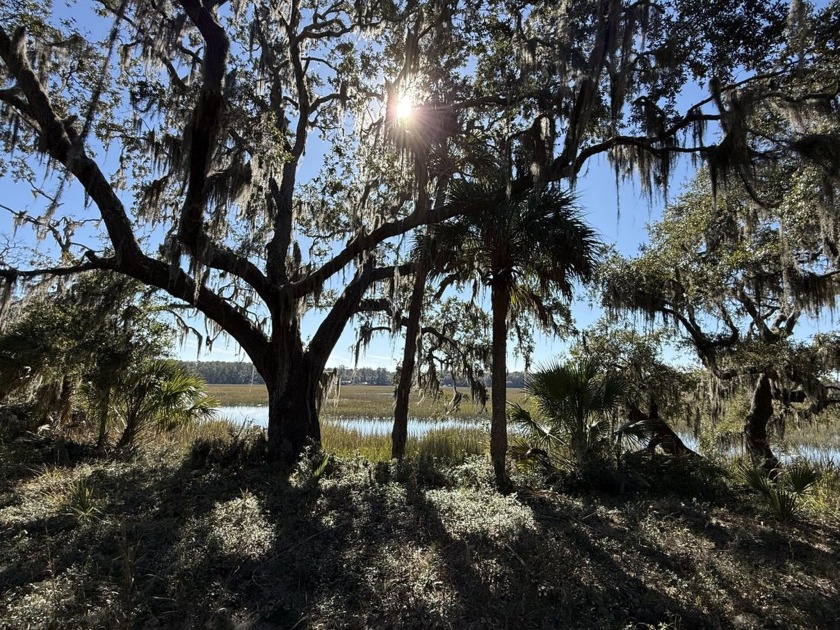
740, 460, 820, 522
113, 360, 218, 449
509, 358, 627, 471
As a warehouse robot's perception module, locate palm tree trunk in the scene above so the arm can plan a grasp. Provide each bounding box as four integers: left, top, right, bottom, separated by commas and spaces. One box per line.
490, 282, 510, 490
57, 375, 75, 428
116, 411, 139, 450
392, 260, 428, 459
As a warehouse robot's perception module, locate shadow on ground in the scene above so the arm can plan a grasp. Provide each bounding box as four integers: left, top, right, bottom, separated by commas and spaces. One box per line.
1, 436, 838, 629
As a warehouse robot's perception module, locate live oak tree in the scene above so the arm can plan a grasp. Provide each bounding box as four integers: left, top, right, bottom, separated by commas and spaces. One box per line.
599, 0, 840, 469
600, 171, 840, 469
571, 321, 691, 422
0, 0, 821, 467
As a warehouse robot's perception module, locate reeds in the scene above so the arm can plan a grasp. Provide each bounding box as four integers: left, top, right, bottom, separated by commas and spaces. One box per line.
321, 422, 486, 463
181, 414, 487, 465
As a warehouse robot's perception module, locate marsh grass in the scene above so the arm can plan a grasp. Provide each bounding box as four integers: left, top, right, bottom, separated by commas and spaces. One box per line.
177, 415, 487, 464
207, 384, 528, 419
205, 383, 268, 406
802, 458, 840, 518
321, 422, 485, 463
166, 417, 243, 447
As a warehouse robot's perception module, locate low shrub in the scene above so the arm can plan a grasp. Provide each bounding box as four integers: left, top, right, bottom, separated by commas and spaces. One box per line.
188, 424, 267, 470
741, 460, 820, 522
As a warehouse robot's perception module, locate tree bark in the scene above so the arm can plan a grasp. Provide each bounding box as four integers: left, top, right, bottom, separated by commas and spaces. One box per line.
744, 373, 779, 471
628, 402, 698, 456
392, 260, 428, 460
116, 413, 139, 450
263, 343, 322, 468
490, 283, 510, 490
57, 375, 75, 428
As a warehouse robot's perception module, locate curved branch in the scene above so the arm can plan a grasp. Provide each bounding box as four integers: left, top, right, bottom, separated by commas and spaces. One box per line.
293, 203, 462, 298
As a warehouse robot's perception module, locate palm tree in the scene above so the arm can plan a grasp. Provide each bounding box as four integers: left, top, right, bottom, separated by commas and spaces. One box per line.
510, 358, 627, 468
114, 359, 218, 449
428, 181, 601, 487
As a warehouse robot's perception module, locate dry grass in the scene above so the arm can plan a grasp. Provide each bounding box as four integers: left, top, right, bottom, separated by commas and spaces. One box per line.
321, 422, 486, 463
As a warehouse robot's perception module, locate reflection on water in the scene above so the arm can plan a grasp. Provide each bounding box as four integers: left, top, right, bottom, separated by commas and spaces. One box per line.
215, 406, 486, 436
677, 433, 840, 465
215, 406, 839, 464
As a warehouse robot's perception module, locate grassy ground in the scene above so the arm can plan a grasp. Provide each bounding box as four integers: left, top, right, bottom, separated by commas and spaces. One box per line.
1, 419, 839, 629
208, 384, 527, 419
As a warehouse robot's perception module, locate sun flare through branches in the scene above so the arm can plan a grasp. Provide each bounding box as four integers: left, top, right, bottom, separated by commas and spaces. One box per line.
395, 92, 415, 122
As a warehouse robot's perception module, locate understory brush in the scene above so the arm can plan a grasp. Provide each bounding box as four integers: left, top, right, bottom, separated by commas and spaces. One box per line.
1, 418, 838, 629
739, 458, 839, 523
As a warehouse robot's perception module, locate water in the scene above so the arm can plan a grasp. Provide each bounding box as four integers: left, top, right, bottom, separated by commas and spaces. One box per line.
214, 406, 839, 464
677, 433, 840, 465
215, 405, 486, 436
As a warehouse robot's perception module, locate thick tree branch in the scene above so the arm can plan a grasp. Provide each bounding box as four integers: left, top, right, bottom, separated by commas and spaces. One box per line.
174, 1, 225, 244
171, 2, 274, 304
265, 3, 311, 287
0, 24, 269, 364
123, 256, 269, 363
293, 203, 463, 299
0, 256, 117, 280
307, 263, 376, 374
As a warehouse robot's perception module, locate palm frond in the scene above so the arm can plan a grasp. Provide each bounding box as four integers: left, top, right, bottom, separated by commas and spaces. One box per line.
508, 402, 564, 446
786, 461, 819, 494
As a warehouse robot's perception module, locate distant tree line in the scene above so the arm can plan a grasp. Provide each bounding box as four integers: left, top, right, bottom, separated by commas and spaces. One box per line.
177, 361, 265, 385
178, 361, 529, 388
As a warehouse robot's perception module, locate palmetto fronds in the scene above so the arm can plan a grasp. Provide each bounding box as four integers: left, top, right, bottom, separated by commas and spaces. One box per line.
115, 359, 218, 448
423, 176, 601, 484
426, 183, 601, 313
512, 358, 628, 467
740, 460, 821, 522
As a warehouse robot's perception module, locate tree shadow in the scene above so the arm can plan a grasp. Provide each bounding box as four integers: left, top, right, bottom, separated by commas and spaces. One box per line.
1, 445, 839, 629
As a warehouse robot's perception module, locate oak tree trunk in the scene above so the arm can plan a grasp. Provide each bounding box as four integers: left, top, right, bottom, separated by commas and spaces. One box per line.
744, 373, 779, 472
264, 345, 322, 469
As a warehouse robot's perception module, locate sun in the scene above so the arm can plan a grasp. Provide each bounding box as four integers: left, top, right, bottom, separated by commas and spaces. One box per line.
395, 93, 414, 121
